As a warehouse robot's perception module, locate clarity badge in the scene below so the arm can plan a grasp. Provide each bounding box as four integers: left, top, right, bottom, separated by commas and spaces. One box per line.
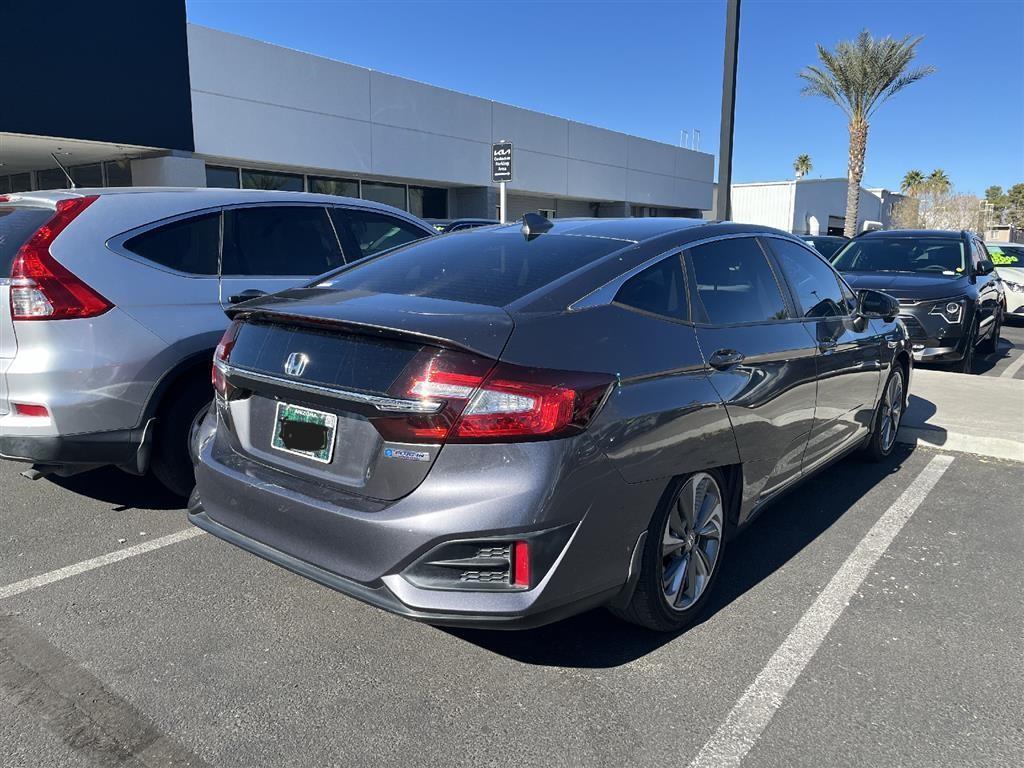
383, 447, 430, 462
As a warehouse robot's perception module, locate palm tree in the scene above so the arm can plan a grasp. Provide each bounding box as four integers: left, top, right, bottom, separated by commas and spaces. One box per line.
901, 169, 925, 195
800, 30, 935, 237
928, 169, 951, 194
793, 154, 812, 178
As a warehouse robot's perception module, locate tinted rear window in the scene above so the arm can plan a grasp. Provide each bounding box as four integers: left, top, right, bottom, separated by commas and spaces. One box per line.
318, 232, 624, 307
0, 206, 52, 274
124, 212, 220, 275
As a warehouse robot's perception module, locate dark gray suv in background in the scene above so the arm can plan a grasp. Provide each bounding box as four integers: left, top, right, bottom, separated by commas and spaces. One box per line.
190, 218, 911, 631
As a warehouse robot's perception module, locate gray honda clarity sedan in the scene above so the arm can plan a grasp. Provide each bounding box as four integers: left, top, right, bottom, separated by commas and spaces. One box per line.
189, 217, 911, 632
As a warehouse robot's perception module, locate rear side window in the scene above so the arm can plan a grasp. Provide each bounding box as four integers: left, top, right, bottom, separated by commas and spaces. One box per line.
614, 255, 687, 321
0, 206, 52, 274
768, 239, 848, 318
124, 213, 220, 275
319, 231, 625, 307
329, 208, 428, 261
688, 238, 789, 324
223, 206, 344, 276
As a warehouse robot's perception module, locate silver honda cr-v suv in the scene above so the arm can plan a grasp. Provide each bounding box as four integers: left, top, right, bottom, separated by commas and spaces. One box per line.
0, 187, 435, 495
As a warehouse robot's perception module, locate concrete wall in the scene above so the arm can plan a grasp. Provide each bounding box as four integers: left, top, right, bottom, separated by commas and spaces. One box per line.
731, 182, 795, 231
186, 24, 714, 210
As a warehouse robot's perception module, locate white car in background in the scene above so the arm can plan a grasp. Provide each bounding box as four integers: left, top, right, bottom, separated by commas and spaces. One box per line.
986, 242, 1024, 321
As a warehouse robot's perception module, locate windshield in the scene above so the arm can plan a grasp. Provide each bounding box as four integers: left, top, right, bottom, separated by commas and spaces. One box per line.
987, 243, 1024, 268
831, 237, 965, 276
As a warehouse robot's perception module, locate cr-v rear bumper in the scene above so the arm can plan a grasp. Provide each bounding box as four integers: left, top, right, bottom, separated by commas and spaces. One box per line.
189, 430, 655, 629
0, 422, 153, 473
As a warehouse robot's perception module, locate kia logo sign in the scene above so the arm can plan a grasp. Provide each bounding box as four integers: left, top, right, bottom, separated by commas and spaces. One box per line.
492, 142, 513, 183
283, 352, 309, 377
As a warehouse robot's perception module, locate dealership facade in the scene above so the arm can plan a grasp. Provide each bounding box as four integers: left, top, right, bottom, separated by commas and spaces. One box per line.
0, 5, 714, 221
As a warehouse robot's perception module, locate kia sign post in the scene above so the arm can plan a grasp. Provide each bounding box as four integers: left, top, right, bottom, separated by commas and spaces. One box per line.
492, 141, 512, 223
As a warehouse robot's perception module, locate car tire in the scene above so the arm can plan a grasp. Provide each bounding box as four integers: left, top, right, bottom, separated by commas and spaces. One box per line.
151, 378, 213, 498
610, 469, 728, 632
861, 365, 905, 462
952, 322, 977, 374
977, 307, 1003, 355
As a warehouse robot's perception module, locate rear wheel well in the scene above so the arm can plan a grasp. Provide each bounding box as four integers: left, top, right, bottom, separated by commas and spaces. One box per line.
146, 352, 214, 425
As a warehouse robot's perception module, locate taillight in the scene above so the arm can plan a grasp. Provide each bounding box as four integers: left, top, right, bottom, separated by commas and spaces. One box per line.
373, 348, 613, 444
9, 196, 111, 321
212, 320, 243, 397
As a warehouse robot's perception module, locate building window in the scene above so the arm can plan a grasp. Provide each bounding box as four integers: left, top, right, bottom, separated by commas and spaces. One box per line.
206, 165, 240, 189
308, 176, 359, 198
408, 186, 447, 219
9, 173, 30, 193
0, 177, 9, 194
36, 168, 70, 190
241, 168, 303, 192
104, 160, 133, 187
361, 181, 407, 211
69, 164, 103, 188
538, 208, 555, 219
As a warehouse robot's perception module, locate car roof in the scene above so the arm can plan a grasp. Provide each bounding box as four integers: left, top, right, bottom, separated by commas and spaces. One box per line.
856, 229, 967, 239
800, 234, 847, 240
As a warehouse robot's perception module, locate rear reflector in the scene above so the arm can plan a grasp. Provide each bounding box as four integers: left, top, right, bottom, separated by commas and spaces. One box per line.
13, 402, 49, 418
9, 196, 111, 321
512, 540, 531, 587
373, 348, 613, 444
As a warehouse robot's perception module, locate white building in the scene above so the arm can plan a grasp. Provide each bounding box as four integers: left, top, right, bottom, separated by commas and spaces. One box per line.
728, 178, 907, 234
0, 5, 714, 222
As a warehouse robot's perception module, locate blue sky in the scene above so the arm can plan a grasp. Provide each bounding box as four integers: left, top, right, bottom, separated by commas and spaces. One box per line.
186, 0, 1023, 194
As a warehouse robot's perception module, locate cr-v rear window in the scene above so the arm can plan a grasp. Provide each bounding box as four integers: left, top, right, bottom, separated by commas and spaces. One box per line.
318, 231, 624, 307
0, 205, 53, 274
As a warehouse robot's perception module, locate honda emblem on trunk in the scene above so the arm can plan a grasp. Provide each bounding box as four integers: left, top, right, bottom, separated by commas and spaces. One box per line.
283, 352, 309, 377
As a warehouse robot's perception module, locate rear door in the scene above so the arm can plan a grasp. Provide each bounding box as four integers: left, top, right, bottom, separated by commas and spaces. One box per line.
218, 205, 346, 308
686, 235, 819, 502
0, 202, 56, 414
765, 236, 883, 469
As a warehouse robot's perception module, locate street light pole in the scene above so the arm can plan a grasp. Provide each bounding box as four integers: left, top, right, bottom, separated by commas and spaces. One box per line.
714, 0, 741, 221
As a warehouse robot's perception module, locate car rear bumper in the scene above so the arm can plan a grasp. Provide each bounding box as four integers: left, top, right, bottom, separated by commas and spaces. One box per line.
0, 423, 152, 471
191, 427, 655, 628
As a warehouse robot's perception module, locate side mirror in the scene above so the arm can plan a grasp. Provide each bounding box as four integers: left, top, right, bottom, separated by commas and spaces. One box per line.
858, 289, 899, 320
976, 259, 995, 276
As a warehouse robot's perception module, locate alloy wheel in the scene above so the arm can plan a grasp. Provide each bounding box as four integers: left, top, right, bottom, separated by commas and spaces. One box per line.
661, 472, 724, 611
878, 370, 904, 452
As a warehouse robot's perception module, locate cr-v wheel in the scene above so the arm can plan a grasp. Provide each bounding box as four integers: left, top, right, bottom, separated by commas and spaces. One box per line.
862, 366, 904, 461
611, 470, 727, 632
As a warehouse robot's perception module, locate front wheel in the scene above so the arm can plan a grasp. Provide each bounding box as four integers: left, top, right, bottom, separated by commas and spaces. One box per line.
611, 470, 727, 632
862, 366, 905, 462
977, 308, 1003, 355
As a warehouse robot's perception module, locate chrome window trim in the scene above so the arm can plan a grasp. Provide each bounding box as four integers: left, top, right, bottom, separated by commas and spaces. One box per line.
216, 360, 444, 414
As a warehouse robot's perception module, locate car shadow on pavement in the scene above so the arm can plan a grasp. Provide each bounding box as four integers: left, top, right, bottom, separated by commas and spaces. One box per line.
47, 467, 185, 512
444, 445, 914, 669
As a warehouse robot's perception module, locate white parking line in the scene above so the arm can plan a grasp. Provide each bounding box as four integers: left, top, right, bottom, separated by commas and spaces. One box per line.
0, 527, 206, 601
1000, 350, 1024, 379
688, 453, 955, 768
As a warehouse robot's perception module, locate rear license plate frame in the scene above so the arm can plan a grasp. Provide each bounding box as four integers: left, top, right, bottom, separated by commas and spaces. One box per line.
271, 401, 338, 464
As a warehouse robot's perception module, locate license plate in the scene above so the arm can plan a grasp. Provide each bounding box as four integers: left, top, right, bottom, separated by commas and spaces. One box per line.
272, 402, 337, 464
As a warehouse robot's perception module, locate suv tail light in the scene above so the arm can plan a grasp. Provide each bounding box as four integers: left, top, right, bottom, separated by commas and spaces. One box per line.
212, 319, 243, 397
373, 348, 613, 444
9, 196, 111, 321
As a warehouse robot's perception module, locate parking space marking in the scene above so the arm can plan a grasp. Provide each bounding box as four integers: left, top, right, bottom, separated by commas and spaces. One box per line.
1000, 350, 1024, 378
688, 453, 955, 768
0, 527, 205, 601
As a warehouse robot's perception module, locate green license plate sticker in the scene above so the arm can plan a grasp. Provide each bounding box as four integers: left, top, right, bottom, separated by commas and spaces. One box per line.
272, 402, 338, 464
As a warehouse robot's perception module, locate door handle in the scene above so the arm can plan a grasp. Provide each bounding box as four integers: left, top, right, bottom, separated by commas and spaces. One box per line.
708, 349, 745, 370
228, 289, 268, 304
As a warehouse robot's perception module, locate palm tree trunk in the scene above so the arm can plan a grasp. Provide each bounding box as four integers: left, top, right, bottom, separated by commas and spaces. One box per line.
844, 118, 868, 238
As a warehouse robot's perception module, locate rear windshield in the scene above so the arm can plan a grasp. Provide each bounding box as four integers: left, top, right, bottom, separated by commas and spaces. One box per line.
317, 231, 625, 307
0, 206, 52, 274
832, 237, 965, 276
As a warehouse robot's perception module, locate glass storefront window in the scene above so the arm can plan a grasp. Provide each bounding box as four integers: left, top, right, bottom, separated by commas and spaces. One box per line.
361, 181, 407, 211
408, 186, 447, 219
70, 164, 103, 188
9, 173, 30, 193
241, 168, 303, 192
104, 159, 133, 187
0, 177, 10, 194
36, 168, 70, 190
206, 165, 240, 189
308, 176, 359, 198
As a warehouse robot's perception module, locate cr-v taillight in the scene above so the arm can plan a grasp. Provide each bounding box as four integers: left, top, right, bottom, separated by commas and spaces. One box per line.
9, 196, 111, 321
373, 348, 613, 444
212, 319, 243, 397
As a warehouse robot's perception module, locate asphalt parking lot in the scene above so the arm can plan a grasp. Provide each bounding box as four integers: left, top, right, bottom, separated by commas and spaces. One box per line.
3, 410, 1023, 767
970, 320, 1024, 378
